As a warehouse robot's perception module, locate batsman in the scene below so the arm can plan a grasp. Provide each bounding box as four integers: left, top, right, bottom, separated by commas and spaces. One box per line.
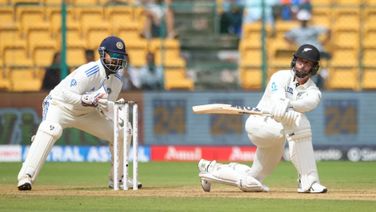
198, 44, 327, 193
17, 36, 140, 190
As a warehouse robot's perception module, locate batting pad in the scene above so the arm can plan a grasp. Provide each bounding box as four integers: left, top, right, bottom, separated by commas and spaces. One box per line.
18, 121, 62, 182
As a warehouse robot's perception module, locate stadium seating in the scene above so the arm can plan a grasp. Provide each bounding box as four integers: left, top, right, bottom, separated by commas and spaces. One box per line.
9, 67, 41, 92
77, 7, 107, 37
331, 47, 358, 67
240, 48, 262, 67
47, 7, 79, 36
10, 0, 41, 4
273, 20, 299, 40
333, 27, 359, 49
332, 8, 360, 30
32, 43, 56, 67
126, 39, 148, 67
116, 22, 143, 42
27, 25, 55, 54
363, 47, 376, 67
155, 51, 186, 68
16, 6, 48, 37
333, 0, 362, 5
364, 27, 376, 48
364, 8, 376, 28
3, 42, 33, 67
311, 0, 333, 7
242, 22, 271, 45
105, 5, 133, 29
0, 25, 21, 56
150, 39, 186, 68
3, 2, 373, 91
164, 68, 194, 90
149, 38, 180, 53
0, 6, 15, 27
239, 67, 262, 90
85, 25, 111, 49
0, 68, 11, 91
66, 42, 86, 68
311, 7, 332, 27
362, 68, 376, 89
268, 41, 295, 69
326, 67, 359, 90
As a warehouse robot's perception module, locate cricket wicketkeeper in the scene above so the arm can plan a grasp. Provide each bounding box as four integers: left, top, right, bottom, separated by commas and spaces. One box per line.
17, 36, 141, 190
198, 44, 327, 193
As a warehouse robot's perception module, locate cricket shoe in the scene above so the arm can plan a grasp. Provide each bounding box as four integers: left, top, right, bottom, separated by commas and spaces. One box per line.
298, 181, 327, 193
108, 178, 142, 189
18, 174, 32, 191
198, 159, 217, 192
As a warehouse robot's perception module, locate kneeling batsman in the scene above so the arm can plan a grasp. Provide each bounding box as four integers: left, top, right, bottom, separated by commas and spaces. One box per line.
198, 44, 327, 193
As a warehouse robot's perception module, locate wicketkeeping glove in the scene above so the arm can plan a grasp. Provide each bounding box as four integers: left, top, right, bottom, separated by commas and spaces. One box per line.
81, 93, 105, 107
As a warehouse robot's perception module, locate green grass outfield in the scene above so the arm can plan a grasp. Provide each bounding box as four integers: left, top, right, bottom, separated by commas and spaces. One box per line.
0, 161, 375, 211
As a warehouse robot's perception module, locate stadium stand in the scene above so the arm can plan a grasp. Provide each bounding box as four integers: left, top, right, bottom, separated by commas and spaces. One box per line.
362, 68, 376, 89
326, 67, 359, 90
239, 67, 262, 90
126, 38, 148, 68
9, 67, 42, 91
164, 68, 194, 91
0, 1, 372, 91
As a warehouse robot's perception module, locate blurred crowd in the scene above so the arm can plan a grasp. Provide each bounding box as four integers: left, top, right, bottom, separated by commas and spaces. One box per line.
219, 0, 313, 37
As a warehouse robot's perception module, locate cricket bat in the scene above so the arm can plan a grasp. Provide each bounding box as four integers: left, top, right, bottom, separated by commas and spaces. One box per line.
192, 104, 270, 116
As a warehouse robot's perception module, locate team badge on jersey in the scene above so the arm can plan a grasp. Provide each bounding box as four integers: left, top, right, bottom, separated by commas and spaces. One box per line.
271, 82, 277, 92
70, 79, 77, 87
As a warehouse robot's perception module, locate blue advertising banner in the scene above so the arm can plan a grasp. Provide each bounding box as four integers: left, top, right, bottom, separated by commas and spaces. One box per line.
1, 92, 375, 147
21, 145, 151, 162
144, 92, 376, 146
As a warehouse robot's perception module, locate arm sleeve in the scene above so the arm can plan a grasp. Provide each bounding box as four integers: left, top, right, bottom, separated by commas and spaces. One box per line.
268, 71, 289, 101
290, 88, 321, 113
60, 70, 92, 106
61, 89, 82, 105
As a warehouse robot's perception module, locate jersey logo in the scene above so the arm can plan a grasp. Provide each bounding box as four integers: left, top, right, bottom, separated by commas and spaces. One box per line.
70, 79, 77, 87
297, 92, 304, 98
303, 48, 312, 52
287, 86, 293, 94
271, 82, 277, 92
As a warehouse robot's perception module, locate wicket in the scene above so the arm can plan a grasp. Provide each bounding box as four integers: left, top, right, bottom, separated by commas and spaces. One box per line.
112, 101, 138, 191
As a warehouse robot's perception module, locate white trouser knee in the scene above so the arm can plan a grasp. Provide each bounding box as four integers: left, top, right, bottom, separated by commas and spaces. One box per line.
245, 115, 284, 148
245, 115, 285, 181
286, 114, 319, 192
18, 121, 62, 182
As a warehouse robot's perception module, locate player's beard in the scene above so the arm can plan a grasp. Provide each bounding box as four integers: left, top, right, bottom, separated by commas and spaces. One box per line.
294, 67, 311, 84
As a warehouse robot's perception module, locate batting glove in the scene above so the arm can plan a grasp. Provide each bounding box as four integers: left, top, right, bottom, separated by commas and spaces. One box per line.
271, 97, 290, 122
281, 110, 301, 127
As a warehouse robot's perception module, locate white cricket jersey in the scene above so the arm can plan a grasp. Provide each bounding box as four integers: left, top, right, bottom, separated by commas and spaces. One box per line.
49, 60, 123, 116
257, 70, 321, 114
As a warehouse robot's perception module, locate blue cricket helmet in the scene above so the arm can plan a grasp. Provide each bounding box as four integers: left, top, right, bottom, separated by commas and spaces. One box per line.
98, 36, 128, 74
